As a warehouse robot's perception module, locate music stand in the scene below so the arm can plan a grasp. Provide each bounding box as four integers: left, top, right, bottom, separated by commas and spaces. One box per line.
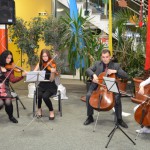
103, 77, 136, 148
22, 71, 53, 131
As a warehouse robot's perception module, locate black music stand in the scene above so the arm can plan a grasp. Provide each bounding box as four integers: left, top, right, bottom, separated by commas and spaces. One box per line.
22, 71, 53, 131
103, 77, 136, 148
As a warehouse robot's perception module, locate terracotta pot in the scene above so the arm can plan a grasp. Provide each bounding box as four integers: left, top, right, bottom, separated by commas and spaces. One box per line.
80, 96, 86, 102
131, 78, 150, 104
116, 78, 127, 92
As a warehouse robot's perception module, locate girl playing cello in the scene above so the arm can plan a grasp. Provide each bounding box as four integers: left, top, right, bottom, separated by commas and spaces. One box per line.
0, 50, 26, 123
134, 77, 150, 133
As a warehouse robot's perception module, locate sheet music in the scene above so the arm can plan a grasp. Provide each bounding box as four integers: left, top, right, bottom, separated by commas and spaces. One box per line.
26, 71, 46, 82
103, 77, 119, 93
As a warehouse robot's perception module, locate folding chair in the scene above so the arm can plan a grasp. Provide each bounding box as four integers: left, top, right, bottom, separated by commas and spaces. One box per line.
33, 89, 62, 117
9, 84, 26, 118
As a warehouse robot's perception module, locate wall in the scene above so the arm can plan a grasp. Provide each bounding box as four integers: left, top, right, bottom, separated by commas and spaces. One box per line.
15, 0, 51, 21
8, 0, 52, 72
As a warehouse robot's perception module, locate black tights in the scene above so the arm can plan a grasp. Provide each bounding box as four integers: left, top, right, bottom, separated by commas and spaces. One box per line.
37, 89, 54, 111
0, 99, 13, 118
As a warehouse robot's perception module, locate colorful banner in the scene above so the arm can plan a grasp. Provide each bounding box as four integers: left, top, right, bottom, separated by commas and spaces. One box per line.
0, 25, 7, 54
108, 0, 112, 54
145, 0, 150, 70
69, 0, 85, 68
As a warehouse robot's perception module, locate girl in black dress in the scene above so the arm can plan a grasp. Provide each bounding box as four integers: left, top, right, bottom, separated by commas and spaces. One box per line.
0, 50, 26, 123
34, 49, 57, 120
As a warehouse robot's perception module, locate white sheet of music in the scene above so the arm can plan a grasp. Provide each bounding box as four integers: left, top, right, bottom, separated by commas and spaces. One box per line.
26, 71, 46, 82
103, 77, 119, 93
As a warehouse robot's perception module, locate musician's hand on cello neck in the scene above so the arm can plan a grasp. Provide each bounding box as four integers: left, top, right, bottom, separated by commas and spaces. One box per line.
107, 69, 117, 75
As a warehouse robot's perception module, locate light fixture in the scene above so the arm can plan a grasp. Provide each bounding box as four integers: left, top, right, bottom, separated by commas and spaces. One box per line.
38, 12, 47, 16
56, 8, 64, 12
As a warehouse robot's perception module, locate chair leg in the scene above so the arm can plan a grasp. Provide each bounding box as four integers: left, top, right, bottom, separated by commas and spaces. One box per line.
16, 95, 26, 109
33, 90, 37, 117
10, 83, 26, 109
93, 111, 100, 132
15, 98, 19, 118
58, 90, 62, 117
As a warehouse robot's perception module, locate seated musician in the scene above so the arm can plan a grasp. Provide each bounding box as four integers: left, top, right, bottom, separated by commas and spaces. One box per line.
0, 50, 26, 123
34, 49, 57, 120
84, 49, 128, 128
135, 77, 150, 133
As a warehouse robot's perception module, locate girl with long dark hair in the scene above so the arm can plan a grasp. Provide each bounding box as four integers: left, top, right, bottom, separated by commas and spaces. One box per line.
0, 50, 26, 123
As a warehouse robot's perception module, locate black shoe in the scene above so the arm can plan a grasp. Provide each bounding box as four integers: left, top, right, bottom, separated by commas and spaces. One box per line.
9, 116, 18, 123
49, 116, 55, 120
84, 116, 94, 125
37, 115, 42, 119
117, 119, 128, 128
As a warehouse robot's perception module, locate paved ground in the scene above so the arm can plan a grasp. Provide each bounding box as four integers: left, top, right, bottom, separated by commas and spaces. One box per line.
0, 79, 150, 150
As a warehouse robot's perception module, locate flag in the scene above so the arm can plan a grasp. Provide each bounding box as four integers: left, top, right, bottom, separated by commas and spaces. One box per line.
108, 0, 112, 54
145, 0, 150, 70
69, 0, 85, 68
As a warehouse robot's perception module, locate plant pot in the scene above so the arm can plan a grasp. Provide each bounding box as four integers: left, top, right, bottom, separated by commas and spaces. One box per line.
80, 80, 92, 102
80, 95, 86, 102
116, 78, 128, 92
131, 78, 150, 104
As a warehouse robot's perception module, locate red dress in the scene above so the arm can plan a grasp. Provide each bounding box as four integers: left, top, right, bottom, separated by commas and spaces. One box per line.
0, 69, 24, 99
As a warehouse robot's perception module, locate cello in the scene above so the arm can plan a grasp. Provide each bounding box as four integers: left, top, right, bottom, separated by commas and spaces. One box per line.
89, 72, 115, 111
134, 95, 150, 127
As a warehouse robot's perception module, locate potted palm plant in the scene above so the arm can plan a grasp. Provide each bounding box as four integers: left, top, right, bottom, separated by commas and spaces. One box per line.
61, 9, 106, 102
61, 9, 105, 81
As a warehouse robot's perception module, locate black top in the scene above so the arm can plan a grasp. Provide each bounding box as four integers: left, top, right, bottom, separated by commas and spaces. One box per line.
38, 68, 57, 94
86, 61, 128, 90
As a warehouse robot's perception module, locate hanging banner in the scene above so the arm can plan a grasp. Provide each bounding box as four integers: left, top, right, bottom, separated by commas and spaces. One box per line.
108, 0, 112, 54
145, 0, 150, 70
69, 0, 85, 69
0, 25, 7, 54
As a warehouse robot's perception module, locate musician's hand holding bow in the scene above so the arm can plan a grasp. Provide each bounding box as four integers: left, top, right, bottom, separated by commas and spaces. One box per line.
92, 74, 99, 84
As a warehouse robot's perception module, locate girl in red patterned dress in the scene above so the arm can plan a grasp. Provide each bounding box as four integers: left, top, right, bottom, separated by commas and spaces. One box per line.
0, 50, 26, 123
